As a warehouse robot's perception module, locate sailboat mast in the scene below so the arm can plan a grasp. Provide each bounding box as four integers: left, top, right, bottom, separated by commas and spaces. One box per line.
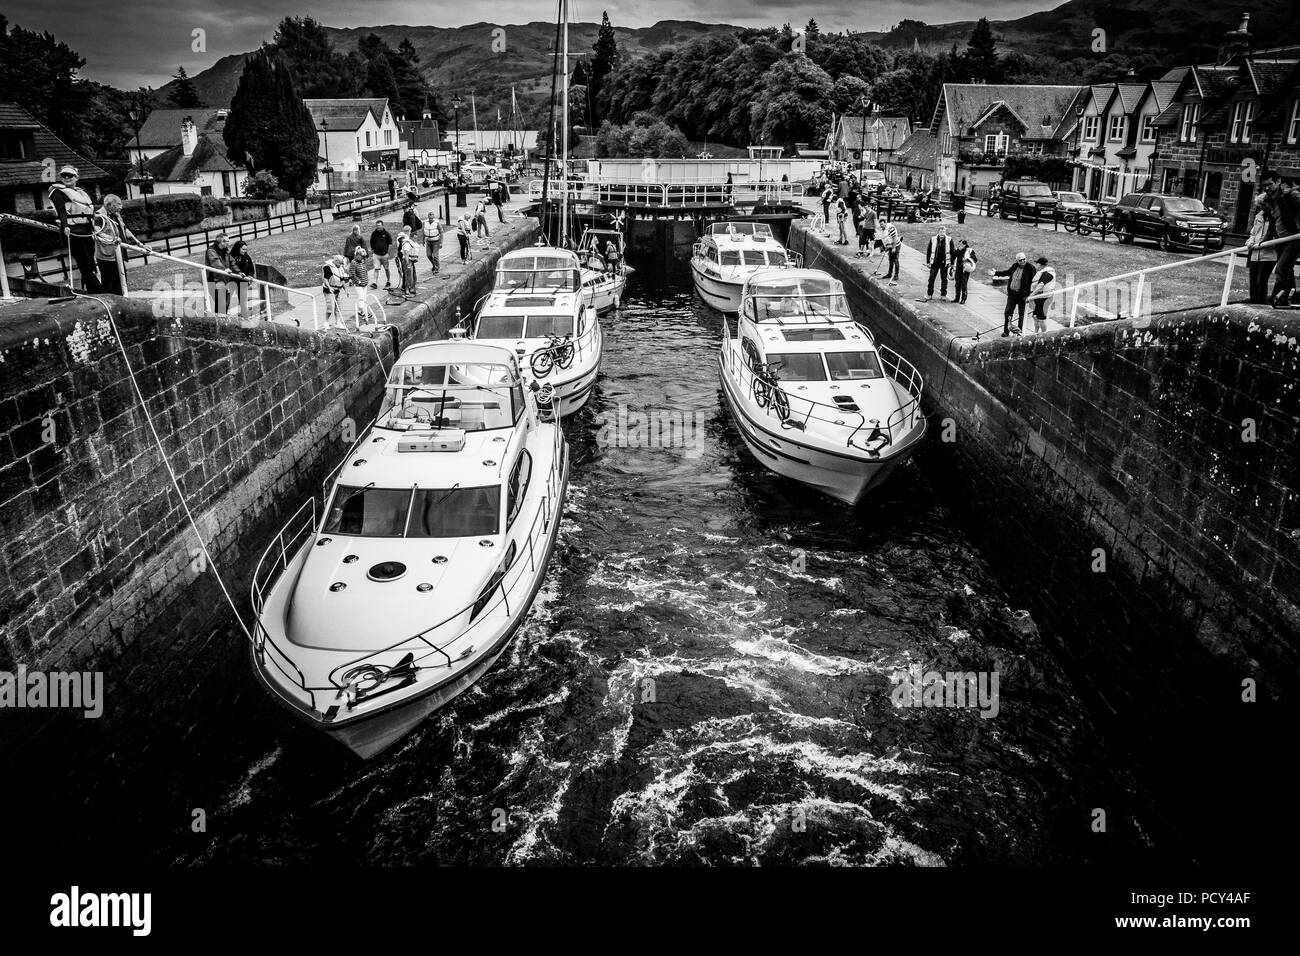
560, 0, 570, 245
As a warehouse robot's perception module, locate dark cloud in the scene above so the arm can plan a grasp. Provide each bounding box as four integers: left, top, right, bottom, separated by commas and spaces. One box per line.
4, 0, 1035, 88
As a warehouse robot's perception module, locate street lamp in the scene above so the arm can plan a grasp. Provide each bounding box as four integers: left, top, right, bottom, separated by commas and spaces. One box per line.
320, 117, 333, 208
127, 97, 154, 237
858, 97, 870, 176
451, 96, 463, 179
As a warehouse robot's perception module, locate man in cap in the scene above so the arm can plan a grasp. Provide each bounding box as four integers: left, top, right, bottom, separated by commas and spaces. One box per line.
48, 165, 100, 293
989, 251, 1037, 336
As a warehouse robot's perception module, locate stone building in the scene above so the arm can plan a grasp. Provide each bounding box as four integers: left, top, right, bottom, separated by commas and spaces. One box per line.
1069, 76, 1178, 202
826, 114, 911, 169
1150, 32, 1300, 234
929, 84, 1087, 196
0, 102, 108, 215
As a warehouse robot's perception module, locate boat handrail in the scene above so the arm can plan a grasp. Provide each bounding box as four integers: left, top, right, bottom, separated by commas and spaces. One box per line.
249, 408, 566, 700
721, 318, 925, 447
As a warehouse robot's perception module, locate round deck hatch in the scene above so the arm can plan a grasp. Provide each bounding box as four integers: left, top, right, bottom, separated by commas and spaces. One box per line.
367, 561, 407, 582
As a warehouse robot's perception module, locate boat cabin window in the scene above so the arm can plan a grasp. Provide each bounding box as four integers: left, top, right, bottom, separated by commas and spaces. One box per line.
381, 362, 521, 427
407, 486, 501, 538
825, 350, 883, 380
745, 290, 851, 322
506, 451, 533, 528
477, 315, 527, 339
741, 250, 767, 266
767, 352, 827, 382
324, 486, 413, 537
741, 338, 763, 370
767, 250, 788, 266
525, 313, 575, 337
719, 250, 742, 266
477, 314, 575, 339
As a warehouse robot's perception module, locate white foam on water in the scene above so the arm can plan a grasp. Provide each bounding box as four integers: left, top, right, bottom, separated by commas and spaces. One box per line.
221, 744, 283, 811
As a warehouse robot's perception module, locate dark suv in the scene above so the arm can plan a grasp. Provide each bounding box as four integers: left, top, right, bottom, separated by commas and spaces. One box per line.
993, 179, 1058, 219
1111, 193, 1226, 251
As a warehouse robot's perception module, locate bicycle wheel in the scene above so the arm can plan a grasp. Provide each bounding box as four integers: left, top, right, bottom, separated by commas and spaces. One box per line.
556, 343, 575, 369
531, 350, 555, 378
752, 378, 771, 408
771, 388, 790, 422
1063, 215, 1078, 234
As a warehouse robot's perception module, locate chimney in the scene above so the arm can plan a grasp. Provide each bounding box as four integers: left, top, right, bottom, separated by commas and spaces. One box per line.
1219, 12, 1252, 64
180, 116, 197, 157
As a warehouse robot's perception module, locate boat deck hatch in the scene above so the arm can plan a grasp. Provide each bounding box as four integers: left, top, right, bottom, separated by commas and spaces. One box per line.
367, 561, 407, 582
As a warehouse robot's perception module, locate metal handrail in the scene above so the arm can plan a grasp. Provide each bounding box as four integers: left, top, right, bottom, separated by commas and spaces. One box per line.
526, 178, 799, 208
1030, 232, 1299, 325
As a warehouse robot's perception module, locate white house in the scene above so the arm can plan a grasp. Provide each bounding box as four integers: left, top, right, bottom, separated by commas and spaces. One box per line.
304, 98, 407, 191
1069, 78, 1173, 201
126, 109, 247, 199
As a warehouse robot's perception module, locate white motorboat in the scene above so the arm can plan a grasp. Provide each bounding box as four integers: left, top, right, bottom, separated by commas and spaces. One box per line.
717, 268, 926, 504
468, 246, 602, 417
690, 221, 799, 313
577, 226, 629, 312
250, 340, 568, 758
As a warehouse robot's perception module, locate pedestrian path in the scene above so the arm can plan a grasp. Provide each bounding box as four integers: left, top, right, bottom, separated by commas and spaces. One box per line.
796, 202, 1067, 340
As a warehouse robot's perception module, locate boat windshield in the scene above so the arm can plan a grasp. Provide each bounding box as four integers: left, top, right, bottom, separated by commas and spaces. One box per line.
745, 275, 848, 320
495, 254, 580, 292
477, 313, 576, 339
379, 362, 520, 427
323, 485, 500, 538
766, 350, 883, 382
708, 222, 772, 238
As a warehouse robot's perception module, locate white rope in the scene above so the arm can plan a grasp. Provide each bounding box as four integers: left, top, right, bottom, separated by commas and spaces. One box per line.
75, 292, 254, 643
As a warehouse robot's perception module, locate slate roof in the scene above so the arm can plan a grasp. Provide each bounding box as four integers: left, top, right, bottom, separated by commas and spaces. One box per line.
304, 98, 390, 131
932, 85, 1087, 142
398, 119, 443, 151
135, 108, 226, 149
885, 129, 938, 171
143, 133, 240, 183
0, 102, 108, 190
1114, 83, 1146, 115
834, 115, 911, 152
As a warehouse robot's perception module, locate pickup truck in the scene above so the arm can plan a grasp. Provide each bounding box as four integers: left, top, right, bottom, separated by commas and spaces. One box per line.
1110, 192, 1226, 251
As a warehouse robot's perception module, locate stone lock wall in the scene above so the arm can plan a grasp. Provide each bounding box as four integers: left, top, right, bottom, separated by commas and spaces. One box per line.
791, 221, 1299, 693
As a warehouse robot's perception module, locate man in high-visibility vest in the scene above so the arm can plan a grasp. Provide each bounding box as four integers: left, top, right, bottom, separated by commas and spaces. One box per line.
48, 165, 100, 292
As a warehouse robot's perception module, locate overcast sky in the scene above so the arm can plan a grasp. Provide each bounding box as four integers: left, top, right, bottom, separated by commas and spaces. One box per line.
6, 1, 1040, 89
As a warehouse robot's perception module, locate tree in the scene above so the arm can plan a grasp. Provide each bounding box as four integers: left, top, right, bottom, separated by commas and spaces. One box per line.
831, 75, 872, 117
590, 12, 620, 125
0, 14, 94, 150
271, 16, 362, 97
748, 56, 833, 150
964, 18, 1000, 83
167, 67, 204, 108
225, 49, 319, 200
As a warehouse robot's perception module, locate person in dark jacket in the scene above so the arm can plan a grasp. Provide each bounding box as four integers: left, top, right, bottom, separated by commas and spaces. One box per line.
402, 202, 422, 237
48, 165, 100, 292
227, 239, 256, 317
952, 238, 978, 304
1261, 172, 1300, 308
369, 220, 393, 288
924, 225, 953, 300
990, 252, 1037, 336
343, 224, 367, 262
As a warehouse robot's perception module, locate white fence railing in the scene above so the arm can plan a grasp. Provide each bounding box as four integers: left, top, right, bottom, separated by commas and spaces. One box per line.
527, 179, 799, 208
1030, 233, 1299, 326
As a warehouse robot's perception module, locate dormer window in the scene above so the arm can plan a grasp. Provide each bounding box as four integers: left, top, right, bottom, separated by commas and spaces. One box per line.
1230, 101, 1254, 144
1107, 114, 1126, 142
1083, 115, 1099, 142
1041, 114, 1051, 127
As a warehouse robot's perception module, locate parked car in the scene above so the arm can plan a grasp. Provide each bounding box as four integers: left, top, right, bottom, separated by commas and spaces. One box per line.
1111, 193, 1226, 251
1054, 191, 1096, 214
993, 179, 1059, 219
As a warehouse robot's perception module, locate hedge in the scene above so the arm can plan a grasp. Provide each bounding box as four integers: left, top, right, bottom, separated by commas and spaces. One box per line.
201, 196, 228, 218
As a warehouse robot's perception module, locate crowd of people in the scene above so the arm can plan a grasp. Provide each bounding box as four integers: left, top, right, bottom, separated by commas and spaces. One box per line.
46, 164, 156, 297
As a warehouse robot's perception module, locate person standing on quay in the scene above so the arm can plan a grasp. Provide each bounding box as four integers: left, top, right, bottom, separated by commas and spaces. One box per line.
48, 165, 100, 292
205, 233, 244, 316
880, 219, 901, 285
1245, 199, 1276, 304
1261, 171, 1299, 309
343, 224, 367, 262
834, 196, 850, 245
402, 200, 422, 238
456, 213, 472, 263
990, 252, 1036, 336
396, 226, 418, 295
369, 220, 393, 288
1028, 256, 1056, 333
424, 212, 443, 275
952, 238, 977, 304
821, 182, 834, 227
856, 204, 878, 259
924, 224, 952, 301
91, 194, 146, 297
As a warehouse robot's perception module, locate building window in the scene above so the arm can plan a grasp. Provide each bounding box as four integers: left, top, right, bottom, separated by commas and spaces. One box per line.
1140, 115, 1156, 143
984, 133, 1008, 155
384, 129, 392, 146
1107, 115, 1126, 142
1230, 101, 1255, 144
1178, 104, 1201, 142
1288, 100, 1300, 145
0, 192, 15, 214
1083, 115, 1099, 142
200, 185, 213, 197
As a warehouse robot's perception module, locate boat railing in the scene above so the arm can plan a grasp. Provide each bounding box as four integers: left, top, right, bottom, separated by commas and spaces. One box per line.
248, 411, 566, 702
722, 318, 924, 448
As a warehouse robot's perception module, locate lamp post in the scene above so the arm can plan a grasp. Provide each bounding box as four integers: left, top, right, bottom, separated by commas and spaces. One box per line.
320, 118, 333, 208
127, 98, 154, 238
451, 96, 464, 179
858, 97, 870, 176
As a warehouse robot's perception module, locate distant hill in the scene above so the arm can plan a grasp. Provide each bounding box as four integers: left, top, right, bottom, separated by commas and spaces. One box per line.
166, 4, 1300, 114
163, 20, 743, 117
